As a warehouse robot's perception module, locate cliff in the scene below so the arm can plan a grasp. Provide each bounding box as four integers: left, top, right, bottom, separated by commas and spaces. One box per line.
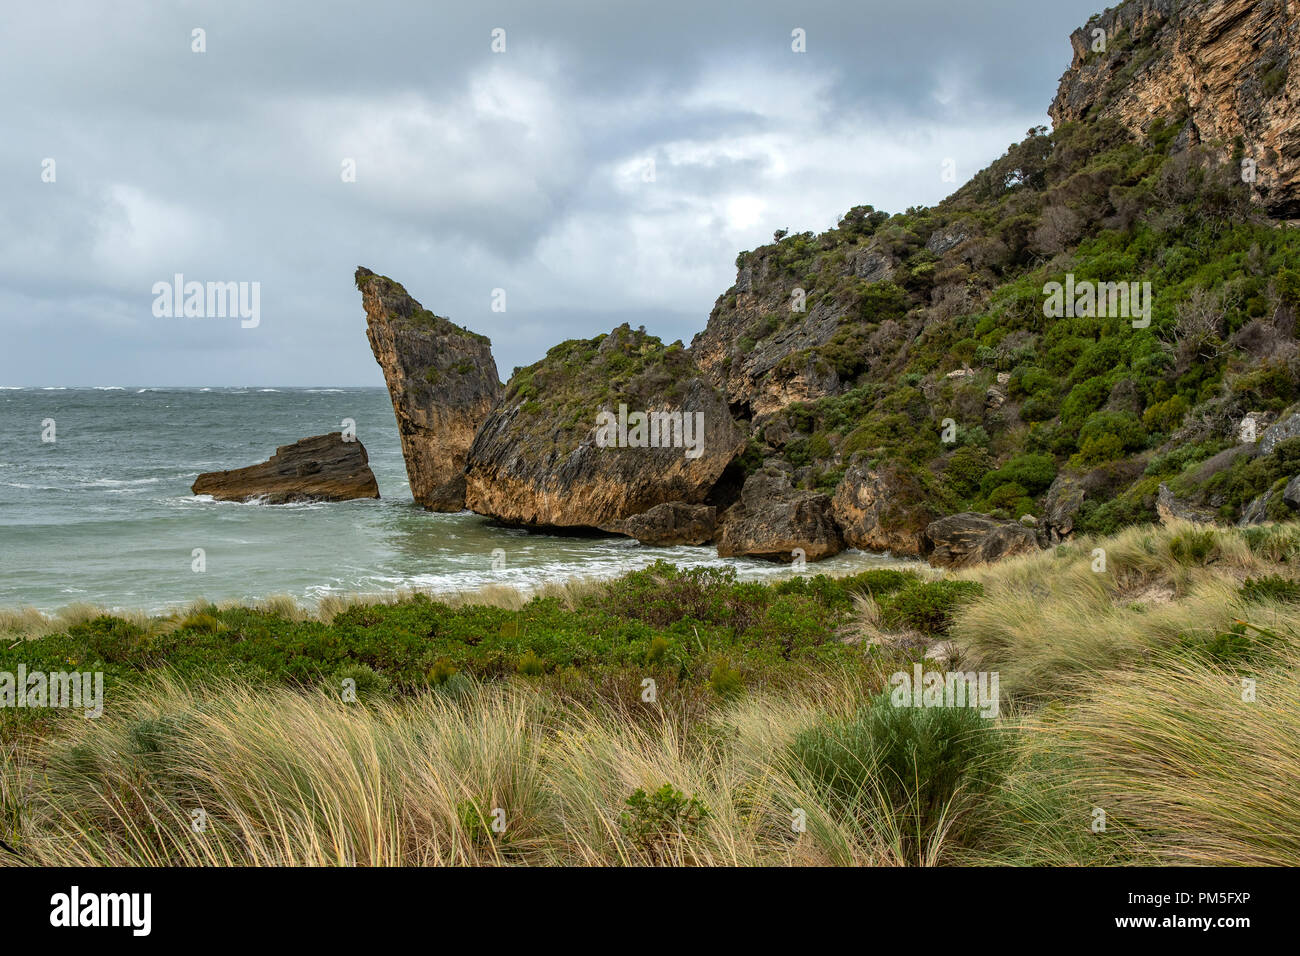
356, 267, 502, 511
1050, 0, 1300, 217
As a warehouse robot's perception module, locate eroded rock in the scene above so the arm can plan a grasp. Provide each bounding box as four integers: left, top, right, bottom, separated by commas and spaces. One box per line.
830, 461, 932, 556
192, 433, 379, 503
923, 512, 1039, 569
357, 267, 501, 511
717, 469, 844, 562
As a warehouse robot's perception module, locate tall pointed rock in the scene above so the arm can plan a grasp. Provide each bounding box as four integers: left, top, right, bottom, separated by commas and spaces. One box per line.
356, 267, 502, 511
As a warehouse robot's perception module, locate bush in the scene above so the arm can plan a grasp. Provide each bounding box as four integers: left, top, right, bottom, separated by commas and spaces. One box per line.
708, 660, 745, 698
619, 784, 711, 859
880, 581, 985, 636
791, 692, 1011, 861
980, 453, 1057, 498
1240, 575, 1300, 604
1168, 528, 1219, 566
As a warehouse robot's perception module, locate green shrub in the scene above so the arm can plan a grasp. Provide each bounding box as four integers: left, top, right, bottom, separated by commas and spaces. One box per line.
1168, 528, 1219, 566
708, 660, 745, 698
791, 692, 1011, 861
880, 581, 984, 636
1240, 575, 1300, 604
619, 784, 710, 858
980, 453, 1057, 498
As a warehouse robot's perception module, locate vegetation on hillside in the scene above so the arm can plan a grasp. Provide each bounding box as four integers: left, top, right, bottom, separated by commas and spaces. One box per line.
727, 112, 1300, 529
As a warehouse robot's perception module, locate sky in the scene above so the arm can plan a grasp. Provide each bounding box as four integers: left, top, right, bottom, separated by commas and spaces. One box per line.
0, 0, 1104, 387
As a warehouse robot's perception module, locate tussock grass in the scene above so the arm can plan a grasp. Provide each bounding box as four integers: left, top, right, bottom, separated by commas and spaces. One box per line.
2, 670, 991, 867
6, 521, 1300, 866
953, 521, 1300, 699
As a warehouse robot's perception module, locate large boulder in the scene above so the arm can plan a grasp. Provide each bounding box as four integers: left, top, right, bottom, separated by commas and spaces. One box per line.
1284, 476, 1300, 510
464, 324, 745, 530
923, 512, 1039, 569
716, 468, 844, 562
830, 461, 932, 556
1041, 473, 1086, 544
192, 433, 379, 503
607, 501, 717, 547
356, 267, 502, 511
1259, 412, 1300, 456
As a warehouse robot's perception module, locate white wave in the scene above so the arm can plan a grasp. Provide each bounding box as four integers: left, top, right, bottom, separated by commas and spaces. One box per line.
80, 477, 161, 487
93, 386, 125, 390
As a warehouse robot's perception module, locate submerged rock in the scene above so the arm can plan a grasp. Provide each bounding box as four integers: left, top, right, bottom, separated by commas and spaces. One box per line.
716, 468, 844, 562
192, 432, 379, 503
356, 267, 501, 511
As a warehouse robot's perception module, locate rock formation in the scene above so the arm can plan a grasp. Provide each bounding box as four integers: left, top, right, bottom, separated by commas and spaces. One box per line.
464, 324, 745, 530
830, 461, 934, 556
1155, 482, 1219, 525
356, 267, 502, 511
716, 468, 844, 562
192, 433, 379, 503
923, 513, 1040, 569
1050, 0, 1300, 217
607, 502, 717, 547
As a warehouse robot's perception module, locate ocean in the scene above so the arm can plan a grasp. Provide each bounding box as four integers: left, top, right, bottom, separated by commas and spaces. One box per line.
0, 387, 906, 612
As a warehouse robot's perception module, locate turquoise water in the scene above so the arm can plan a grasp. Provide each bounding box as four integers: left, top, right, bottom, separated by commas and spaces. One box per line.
0, 387, 906, 612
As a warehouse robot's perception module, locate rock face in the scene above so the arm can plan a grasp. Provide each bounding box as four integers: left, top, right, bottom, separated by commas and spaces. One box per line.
689, 244, 847, 419
1259, 411, 1300, 455
923, 513, 1040, 569
608, 502, 717, 547
830, 461, 933, 556
716, 469, 844, 562
1050, 0, 1300, 217
192, 433, 379, 503
356, 267, 502, 511
464, 324, 745, 530
1155, 482, 1218, 525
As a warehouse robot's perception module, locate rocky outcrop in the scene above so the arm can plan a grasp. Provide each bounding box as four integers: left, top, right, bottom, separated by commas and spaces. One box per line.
192, 433, 379, 503
1155, 482, 1218, 525
689, 244, 850, 418
1050, 0, 1300, 217
716, 469, 844, 562
464, 324, 745, 530
607, 502, 717, 546
1041, 473, 1087, 543
1259, 411, 1300, 455
923, 513, 1040, 569
357, 267, 502, 511
830, 461, 933, 556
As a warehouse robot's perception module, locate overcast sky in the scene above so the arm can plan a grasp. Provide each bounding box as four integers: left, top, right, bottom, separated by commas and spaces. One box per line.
0, 0, 1103, 386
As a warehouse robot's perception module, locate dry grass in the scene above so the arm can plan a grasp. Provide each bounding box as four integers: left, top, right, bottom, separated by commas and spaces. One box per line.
6, 521, 1300, 866
952, 520, 1300, 699
2, 669, 968, 867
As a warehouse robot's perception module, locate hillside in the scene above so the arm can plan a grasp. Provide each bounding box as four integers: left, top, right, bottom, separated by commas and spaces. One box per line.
688, 0, 1300, 554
